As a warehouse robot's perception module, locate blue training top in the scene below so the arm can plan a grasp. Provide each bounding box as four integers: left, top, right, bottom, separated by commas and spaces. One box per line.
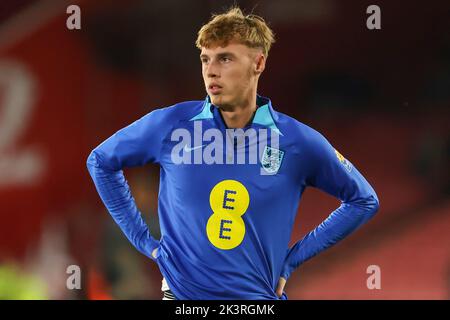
87, 94, 379, 300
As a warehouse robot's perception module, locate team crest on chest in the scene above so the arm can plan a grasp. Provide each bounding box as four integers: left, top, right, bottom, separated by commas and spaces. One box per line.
261, 146, 284, 175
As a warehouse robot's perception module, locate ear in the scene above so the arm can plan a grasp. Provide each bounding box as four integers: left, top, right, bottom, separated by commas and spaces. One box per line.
254, 53, 266, 75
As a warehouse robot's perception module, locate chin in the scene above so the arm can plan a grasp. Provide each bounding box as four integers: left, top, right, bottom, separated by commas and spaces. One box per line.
210, 95, 223, 105
210, 95, 232, 110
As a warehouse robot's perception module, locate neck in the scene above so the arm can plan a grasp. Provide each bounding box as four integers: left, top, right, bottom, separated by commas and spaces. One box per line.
219, 92, 258, 129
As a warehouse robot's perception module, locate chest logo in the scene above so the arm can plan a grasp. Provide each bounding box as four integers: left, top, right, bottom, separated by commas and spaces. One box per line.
261, 146, 284, 175
206, 180, 249, 250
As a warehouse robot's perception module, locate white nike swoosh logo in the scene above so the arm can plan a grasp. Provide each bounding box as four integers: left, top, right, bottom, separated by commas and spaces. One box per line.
183, 144, 206, 152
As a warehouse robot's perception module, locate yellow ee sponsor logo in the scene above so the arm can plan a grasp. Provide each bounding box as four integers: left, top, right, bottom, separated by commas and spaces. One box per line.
206, 180, 249, 250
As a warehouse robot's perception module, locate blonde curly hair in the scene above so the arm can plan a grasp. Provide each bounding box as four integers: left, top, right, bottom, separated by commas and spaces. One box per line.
196, 6, 275, 57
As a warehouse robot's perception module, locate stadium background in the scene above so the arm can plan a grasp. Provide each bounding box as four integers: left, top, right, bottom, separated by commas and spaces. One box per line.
0, 0, 449, 299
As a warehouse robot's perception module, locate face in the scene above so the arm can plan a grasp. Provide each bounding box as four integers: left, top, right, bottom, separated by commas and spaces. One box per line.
200, 42, 265, 110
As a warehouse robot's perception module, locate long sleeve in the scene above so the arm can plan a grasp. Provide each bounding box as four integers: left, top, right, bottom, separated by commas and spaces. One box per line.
281, 130, 379, 279
86, 109, 168, 260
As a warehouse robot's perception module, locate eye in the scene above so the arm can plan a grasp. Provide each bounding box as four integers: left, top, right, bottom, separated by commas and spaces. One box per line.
221, 57, 231, 63
201, 58, 209, 64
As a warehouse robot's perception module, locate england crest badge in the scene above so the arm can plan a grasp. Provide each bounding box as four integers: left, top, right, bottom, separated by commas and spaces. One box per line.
261, 146, 284, 175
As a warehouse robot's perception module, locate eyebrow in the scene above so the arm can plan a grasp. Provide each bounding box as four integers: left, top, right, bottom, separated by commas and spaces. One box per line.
200, 52, 237, 59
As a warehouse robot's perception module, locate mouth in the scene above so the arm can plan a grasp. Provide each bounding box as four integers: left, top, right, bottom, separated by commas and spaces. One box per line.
208, 84, 223, 95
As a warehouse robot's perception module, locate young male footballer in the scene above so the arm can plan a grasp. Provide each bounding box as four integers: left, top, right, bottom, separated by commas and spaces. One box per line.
87, 7, 379, 300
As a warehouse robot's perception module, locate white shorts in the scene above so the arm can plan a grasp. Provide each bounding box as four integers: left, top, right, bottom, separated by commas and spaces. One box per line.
161, 277, 176, 300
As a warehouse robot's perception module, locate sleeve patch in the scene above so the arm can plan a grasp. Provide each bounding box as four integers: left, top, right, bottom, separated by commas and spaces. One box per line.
335, 149, 353, 173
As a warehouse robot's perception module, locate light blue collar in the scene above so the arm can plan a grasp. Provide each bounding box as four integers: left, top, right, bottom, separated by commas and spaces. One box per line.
190, 99, 213, 121
190, 95, 282, 135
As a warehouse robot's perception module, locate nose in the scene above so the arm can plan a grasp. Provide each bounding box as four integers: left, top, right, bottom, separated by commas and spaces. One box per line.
205, 61, 219, 78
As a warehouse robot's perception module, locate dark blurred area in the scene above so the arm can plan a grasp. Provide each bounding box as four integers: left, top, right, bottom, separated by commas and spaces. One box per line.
0, 0, 449, 299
